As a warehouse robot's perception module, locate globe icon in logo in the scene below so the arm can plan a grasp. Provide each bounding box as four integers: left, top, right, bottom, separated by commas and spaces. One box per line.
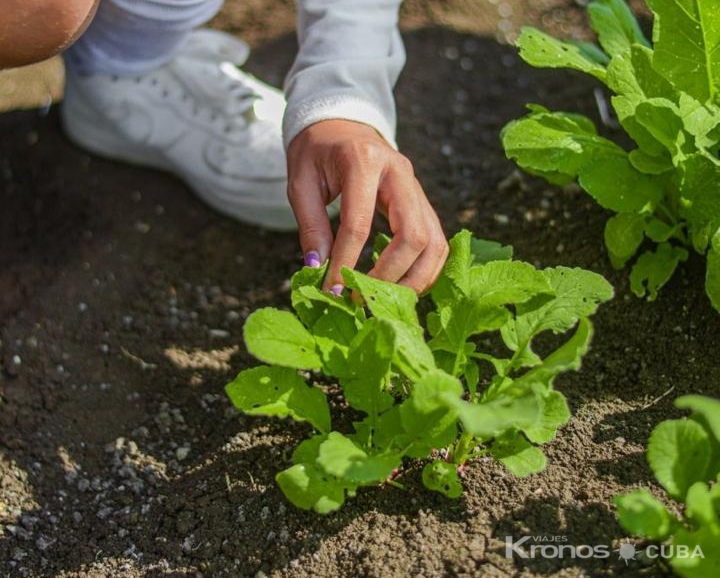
615, 543, 637, 565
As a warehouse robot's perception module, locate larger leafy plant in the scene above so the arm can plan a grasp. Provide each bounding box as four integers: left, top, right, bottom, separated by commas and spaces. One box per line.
225, 230, 613, 513
501, 0, 720, 310
615, 395, 720, 577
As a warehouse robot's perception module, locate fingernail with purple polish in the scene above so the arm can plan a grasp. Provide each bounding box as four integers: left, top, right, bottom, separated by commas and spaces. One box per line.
304, 251, 321, 268
329, 284, 344, 297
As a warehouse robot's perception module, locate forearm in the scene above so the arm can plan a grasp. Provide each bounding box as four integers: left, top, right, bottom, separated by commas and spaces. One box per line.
283, 0, 405, 149
0, 0, 100, 69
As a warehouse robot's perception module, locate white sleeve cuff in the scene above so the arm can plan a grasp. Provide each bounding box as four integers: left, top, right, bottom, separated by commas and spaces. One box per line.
282, 93, 398, 151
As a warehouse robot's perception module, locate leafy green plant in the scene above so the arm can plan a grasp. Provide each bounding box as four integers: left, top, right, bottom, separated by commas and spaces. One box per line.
615, 395, 720, 577
501, 0, 720, 310
225, 230, 613, 513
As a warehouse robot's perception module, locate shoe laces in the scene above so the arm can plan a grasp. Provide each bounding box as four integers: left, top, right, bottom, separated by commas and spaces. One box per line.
132, 56, 264, 133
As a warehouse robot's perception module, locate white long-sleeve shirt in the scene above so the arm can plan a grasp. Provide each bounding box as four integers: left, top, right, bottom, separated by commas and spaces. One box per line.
65, 0, 406, 149
283, 0, 405, 149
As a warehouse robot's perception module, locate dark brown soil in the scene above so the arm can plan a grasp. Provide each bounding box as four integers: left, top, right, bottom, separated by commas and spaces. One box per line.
1, 1, 717, 577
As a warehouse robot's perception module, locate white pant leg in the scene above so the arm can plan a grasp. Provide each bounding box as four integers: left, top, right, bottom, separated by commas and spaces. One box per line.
65, 0, 224, 76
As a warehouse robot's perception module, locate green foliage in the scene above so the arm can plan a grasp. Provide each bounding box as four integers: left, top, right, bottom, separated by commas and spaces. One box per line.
501, 0, 720, 311
225, 230, 612, 513
615, 395, 720, 577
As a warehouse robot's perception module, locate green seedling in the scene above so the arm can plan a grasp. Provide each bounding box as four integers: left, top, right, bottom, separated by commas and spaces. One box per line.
226, 230, 613, 512
615, 395, 720, 577
502, 0, 720, 310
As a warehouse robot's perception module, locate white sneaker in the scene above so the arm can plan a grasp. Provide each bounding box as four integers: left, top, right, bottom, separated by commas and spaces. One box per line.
61, 29, 299, 230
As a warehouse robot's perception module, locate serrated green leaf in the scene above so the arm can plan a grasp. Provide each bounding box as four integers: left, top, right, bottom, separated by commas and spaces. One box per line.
578, 153, 665, 213
368, 406, 406, 453
342, 319, 395, 415
291, 263, 326, 290
646, 0, 720, 103
670, 481, 720, 578
516, 27, 607, 81
342, 268, 419, 327
491, 430, 548, 477
513, 318, 594, 389
312, 309, 357, 377
645, 217, 679, 243
629, 243, 689, 300
316, 432, 401, 484
678, 93, 720, 149
502, 267, 614, 355
692, 222, 714, 253
676, 395, 720, 444
464, 360, 480, 398
470, 238, 514, 264
614, 488, 675, 539
606, 45, 678, 154
243, 308, 321, 369
445, 389, 543, 440
588, 0, 650, 57
297, 285, 359, 318
422, 461, 463, 498
432, 229, 474, 305
571, 40, 611, 65
647, 418, 711, 500
276, 463, 348, 514
679, 154, 720, 236
604, 213, 647, 269
504, 106, 667, 214
386, 318, 437, 381
404, 370, 464, 415
291, 264, 329, 327
635, 98, 690, 159
428, 300, 510, 365
606, 44, 677, 100
469, 260, 554, 306
613, 96, 671, 156
685, 481, 720, 529
398, 370, 462, 455
671, 524, 720, 578
628, 149, 674, 174
502, 111, 620, 185
225, 366, 331, 432
522, 389, 571, 444
291, 434, 328, 464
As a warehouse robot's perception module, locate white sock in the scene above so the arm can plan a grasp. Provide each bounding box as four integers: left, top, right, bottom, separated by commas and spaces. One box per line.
65, 0, 224, 76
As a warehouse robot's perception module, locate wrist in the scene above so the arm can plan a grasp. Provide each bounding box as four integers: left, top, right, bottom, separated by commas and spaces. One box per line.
283, 93, 398, 151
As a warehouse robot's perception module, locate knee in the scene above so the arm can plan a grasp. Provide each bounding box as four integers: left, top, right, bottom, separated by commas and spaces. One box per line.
1, 0, 100, 68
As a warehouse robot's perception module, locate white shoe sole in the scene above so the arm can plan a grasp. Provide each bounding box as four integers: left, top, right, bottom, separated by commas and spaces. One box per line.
60, 78, 301, 231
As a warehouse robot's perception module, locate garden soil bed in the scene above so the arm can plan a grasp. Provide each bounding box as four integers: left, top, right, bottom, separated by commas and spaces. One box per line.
1, 1, 717, 577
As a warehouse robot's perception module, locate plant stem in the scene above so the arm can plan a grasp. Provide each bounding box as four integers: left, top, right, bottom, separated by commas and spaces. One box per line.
451, 430, 476, 464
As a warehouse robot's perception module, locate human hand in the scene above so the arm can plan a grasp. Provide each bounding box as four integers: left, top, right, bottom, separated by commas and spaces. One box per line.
286, 119, 448, 295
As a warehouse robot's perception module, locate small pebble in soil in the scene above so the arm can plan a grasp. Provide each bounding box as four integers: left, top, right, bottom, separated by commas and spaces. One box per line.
443, 46, 459, 60
209, 329, 230, 339
176, 446, 191, 461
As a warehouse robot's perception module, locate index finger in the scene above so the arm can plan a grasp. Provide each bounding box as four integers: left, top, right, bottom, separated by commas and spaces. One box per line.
323, 169, 381, 292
